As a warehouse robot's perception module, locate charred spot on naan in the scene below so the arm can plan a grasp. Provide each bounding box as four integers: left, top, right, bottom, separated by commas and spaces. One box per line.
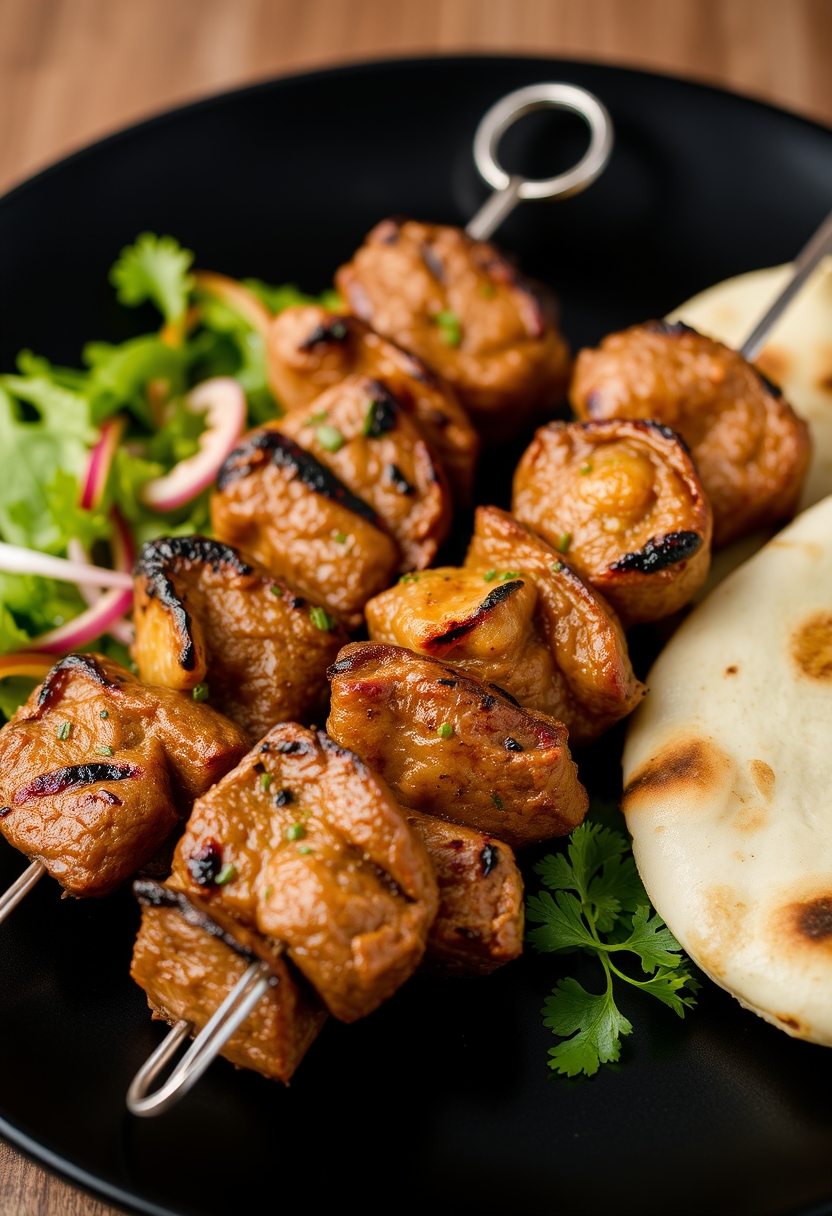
622, 736, 732, 811
748, 759, 775, 801
790, 610, 832, 680
686, 883, 749, 979
771, 887, 832, 957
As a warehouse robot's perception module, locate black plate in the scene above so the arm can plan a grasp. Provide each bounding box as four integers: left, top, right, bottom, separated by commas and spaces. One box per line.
2, 56, 832, 1216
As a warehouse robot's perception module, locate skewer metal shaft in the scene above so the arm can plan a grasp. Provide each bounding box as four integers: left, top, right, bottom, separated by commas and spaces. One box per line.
740, 205, 832, 362
0, 860, 45, 926
126, 959, 276, 1117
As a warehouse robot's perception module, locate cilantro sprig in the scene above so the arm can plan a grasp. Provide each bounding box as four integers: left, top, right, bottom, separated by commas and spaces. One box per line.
527, 820, 698, 1078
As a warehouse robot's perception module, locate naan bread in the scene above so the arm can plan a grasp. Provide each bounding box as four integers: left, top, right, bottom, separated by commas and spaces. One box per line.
670, 258, 832, 511
622, 494, 832, 1046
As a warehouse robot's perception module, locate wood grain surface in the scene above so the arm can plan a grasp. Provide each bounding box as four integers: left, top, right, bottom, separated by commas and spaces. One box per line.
0, 1, 830, 1212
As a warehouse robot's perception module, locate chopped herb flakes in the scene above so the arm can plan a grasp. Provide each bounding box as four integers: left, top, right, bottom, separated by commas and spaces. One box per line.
260, 772, 272, 792
500, 571, 520, 581
286, 822, 306, 842
432, 310, 462, 347
271, 585, 284, 597
483, 570, 497, 582
399, 573, 419, 584
309, 605, 336, 631
557, 533, 572, 554
215, 863, 237, 885
99, 709, 109, 719
551, 561, 565, 574
264, 886, 273, 899
580, 463, 593, 475
95, 745, 114, 756
437, 722, 454, 739
192, 682, 209, 702
332, 531, 347, 544
316, 424, 345, 452
306, 410, 328, 426
491, 793, 504, 810
297, 845, 313, 855
56, 721, 72, 741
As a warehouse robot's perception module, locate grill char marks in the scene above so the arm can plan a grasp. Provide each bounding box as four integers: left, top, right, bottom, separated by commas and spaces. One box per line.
611, 531, 703, 574
217, 429, 385, 530
33, 654, 120, 718
423, 581, 525, 651
13, 763, 140, 804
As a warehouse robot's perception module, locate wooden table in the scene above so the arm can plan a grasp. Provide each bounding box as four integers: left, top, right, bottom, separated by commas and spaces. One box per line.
1, 0, 830, 1211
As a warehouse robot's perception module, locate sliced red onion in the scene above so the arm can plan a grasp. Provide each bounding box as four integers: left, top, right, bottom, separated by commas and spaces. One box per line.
140, 377, 246, 512
0, 542, 133, 591
25, 585, 134, 654
80, 416, 126, 510
67, 512, 136, 647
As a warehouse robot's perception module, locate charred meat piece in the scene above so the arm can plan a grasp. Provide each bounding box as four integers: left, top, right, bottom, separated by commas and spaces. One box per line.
406, 808, 523, 975
267, 305, 480, 504
464, 507, 643, 742
131, 880, 326, 1083
512, 419, 713, 626
335, 219, 571, 444
276, 376, 452, 571
366, 566, 563, 720
0, 654, 248, 898
327, 642, 588, 849
133, 536, 346, 740
168, 723, 438, 1023
211, 426, 399, 630
569, 322, 811, 547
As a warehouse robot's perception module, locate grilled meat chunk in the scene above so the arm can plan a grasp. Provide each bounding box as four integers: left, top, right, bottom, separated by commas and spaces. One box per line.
133, 536, 346, 740
131, 880, 326, 1083
275, 376, 452, 571
168, 723, 438, 1023
406, 808, 523, 975
570, 321, 811, 546
327, 642, 588, 848
335, 218, 571, 444
512, 419, 713, 626
464, 507, 643, 741
0, 655, 248, 898
266, 305, 480, 504
211, 426, 399, 630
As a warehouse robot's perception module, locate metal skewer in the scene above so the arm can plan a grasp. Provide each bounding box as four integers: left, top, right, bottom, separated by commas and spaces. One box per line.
466, 82, 614, 242
126, 959, 277, 1117
0, 860, 45, 926
739, 205, 832, 361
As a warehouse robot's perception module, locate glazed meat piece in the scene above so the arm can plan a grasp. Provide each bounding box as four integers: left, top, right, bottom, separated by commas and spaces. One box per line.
131, 881, 326, 1083
464, 506, 644, 740
133, 536, 346, 740
335, 218, 571, 444
267, 305, 480, 504
327, 643, 588, 849
406, 808, 523, 976
570, 321, 811, 546
276, 376, 452, 570
512, 419, 713, 626
211, 426, 399, 630
168, 723, 438, 1022
0, 655, 248, 898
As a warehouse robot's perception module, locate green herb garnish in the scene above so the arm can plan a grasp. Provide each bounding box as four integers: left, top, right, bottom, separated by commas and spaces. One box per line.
500, 571, 521, 581
95, 744, 114, 756
306, 410, 328, 426
491, 793, 504, 811
527, 821, 698, 1078
56, 721, 72, 741
437, 722, 454, 739
483, 570, 497, 582
192, 682, 209, 702
297, 845, 313, 855
580, 463, 593, 475
286, 822, 306, 842
557, 532, 572, 554
309, 605, 336, 631
215, 863, 237, 885
99, 709, 109, 719
432, 310, 462, 347
315, 424, 344, 453
399, 573, 419, 585
271, 585, 283, 597
260, 772, 272, 792
551, 561, 565, 573
332, 531, 347, 544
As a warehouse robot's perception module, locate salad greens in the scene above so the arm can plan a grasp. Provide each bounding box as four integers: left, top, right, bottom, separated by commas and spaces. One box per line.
0, 231, 338, 717
527, 808, 699, 1077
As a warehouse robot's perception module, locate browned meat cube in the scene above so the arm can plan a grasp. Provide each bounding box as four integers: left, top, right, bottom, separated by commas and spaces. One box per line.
0, 655, 248, 898
211, 427, 400, 630
335, 219, 571, 444
168, 723, 438, 1023
266, 305, 480, 504
464, 507, 644, 741
131, 881, 326, 1083
569, 321, 811, 547
406, 808, 523, 975
133, 536, 346, 740
327, 642, 588, 849
275, 376, 452, 571
512, 419, 713, 626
